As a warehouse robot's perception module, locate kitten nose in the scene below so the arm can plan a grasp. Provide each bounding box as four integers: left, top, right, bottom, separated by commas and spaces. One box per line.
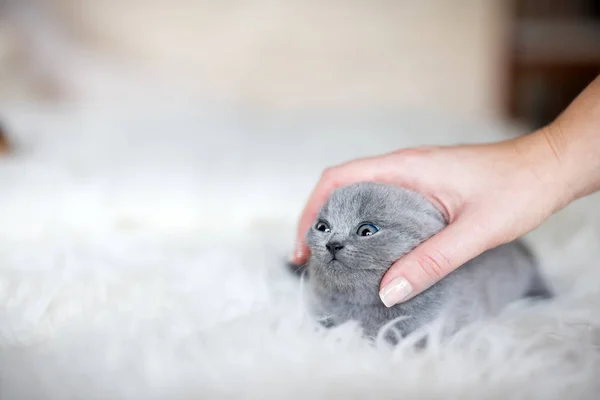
326, 242, 345, 255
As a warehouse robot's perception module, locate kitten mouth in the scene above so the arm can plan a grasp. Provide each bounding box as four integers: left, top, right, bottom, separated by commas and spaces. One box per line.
327, 257, 343, 266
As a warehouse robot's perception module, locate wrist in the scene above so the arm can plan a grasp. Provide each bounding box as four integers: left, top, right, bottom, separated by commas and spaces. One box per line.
511, 128, 575, 214
543, 117, 600, 204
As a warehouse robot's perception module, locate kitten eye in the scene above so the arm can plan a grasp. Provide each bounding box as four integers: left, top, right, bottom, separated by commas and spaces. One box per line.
356, 223, 380, 237
315, 220, 331, 233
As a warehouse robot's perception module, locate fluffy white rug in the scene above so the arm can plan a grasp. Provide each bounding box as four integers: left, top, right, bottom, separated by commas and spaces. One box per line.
1, 82, 600, 399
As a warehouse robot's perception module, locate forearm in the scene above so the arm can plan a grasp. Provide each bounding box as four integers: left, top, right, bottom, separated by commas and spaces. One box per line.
518, 75, 600, 210
550, 75, 600, 201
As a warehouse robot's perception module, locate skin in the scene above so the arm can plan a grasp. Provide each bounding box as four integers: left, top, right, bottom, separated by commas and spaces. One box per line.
292, 74, 600, 307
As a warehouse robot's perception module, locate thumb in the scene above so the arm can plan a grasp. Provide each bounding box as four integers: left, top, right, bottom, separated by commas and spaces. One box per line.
378, 215, 492, 307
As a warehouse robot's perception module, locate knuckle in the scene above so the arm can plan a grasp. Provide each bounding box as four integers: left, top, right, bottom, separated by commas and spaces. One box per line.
394, 146, 437, 159
390, 148, 432, 170
413, 250, 451, 281
321, 166, 337, 180
320, 167, 343, 189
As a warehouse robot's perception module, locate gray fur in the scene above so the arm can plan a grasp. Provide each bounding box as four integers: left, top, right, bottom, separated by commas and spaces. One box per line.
304, 182, 552, 341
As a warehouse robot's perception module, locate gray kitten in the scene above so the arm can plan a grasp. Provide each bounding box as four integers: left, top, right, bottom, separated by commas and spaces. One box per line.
296, 182, 551, 341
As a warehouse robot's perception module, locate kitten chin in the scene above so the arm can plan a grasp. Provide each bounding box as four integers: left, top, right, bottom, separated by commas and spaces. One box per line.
307, 259, 387, 305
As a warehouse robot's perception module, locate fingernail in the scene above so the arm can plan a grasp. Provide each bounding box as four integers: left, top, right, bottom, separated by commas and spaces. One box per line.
291, 244, 304, 263
379, 277, 413, 307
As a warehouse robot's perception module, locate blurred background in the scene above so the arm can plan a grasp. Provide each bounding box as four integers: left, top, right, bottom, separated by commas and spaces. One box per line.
1, 4, 600, 398
0, 0, 598, 134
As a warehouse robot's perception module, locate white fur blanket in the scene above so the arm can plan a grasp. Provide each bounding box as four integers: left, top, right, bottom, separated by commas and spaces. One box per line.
1, 84, 599, 399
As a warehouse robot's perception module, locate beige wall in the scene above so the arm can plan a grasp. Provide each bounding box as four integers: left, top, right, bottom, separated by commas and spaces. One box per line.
3, 0, 510, 118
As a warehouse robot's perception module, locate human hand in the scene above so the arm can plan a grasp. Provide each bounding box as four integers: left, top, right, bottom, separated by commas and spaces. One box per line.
291, 128, 571, 307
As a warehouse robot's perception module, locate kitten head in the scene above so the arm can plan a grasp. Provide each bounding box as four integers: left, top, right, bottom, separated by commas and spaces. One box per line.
306, 182, 446, 304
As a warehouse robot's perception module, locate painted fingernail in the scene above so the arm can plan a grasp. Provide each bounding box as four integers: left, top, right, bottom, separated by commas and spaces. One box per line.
379, 277, 413, 307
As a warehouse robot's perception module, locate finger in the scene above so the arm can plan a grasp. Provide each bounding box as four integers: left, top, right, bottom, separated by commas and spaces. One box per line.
291, 158, 384, 263
378, 214, 492, 307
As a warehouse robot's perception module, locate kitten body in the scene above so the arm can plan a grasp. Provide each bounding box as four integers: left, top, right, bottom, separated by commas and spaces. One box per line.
303, 182, 551, 339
